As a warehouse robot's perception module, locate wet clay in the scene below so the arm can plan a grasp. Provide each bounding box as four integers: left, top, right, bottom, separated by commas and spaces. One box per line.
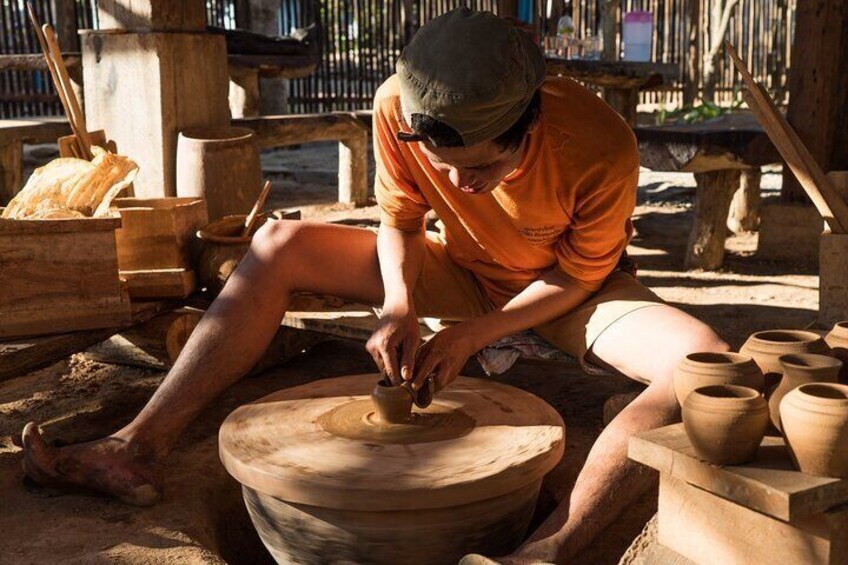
682, 384, 768, 465
781, 383, 848, 478
370, 378, 414, 424
673, 352, 764, 406
218, 373, 565, 565
769, 354, 842, 432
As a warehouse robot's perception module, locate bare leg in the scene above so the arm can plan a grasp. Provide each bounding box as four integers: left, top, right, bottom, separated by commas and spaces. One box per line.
22, 221, 385, 505
496, 305, 730, 564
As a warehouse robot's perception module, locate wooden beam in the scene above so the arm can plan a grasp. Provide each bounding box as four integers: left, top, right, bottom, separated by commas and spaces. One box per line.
782, 0, 848, 203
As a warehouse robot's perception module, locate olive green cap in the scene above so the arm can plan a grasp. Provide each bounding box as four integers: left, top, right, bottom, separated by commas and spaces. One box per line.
396, 8, 545, 147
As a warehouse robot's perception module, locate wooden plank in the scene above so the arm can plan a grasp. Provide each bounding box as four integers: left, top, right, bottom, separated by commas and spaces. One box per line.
121, 268, 196, 299
0, 301, 174, 383
630, 424, 848, 521
658, 475, 848, 565
0, 119, 72, 145
0, 216, 121, 234
0, 53, 80, 72
726, 42, 848, 233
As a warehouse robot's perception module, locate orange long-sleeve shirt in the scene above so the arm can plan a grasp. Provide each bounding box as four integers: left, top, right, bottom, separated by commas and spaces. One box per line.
374, 75, 639, 307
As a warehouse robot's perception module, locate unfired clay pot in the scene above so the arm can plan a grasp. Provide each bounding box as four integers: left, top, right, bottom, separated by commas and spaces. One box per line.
195, 213, 271, 295
739, 330, 830, 391
682, 384, 768, 465
825, 321, 848, 384
673, 352, 764, 406
781, 383, 848, 478
371, 379, 413, 424
769, 354, 842, 432
219, 374, 565, 565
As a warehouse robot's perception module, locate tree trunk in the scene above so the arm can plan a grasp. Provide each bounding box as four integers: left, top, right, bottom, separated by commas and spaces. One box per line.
686, 170, 742, 270
702, 0, 739, 101
727, 168, 762, 234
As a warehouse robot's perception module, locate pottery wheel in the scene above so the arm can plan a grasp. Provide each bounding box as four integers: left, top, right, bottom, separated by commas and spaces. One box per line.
219, 374, 565, 511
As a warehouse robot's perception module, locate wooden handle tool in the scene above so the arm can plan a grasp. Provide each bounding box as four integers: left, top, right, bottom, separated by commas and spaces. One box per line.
242, 180, 273, 237
726, 41, 848, 233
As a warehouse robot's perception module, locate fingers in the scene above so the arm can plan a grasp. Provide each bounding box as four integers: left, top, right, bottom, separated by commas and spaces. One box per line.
413, 343, 439, 391
381, 346, 402, 385
400, 335, 419, 382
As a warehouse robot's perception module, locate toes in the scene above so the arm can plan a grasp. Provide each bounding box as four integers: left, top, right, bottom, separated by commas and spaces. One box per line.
20, 422, 58, 484
459, 555, 502, 565
120, 483, 161, 507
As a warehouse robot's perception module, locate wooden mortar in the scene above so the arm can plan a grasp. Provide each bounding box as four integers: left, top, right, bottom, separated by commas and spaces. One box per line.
218, 374, 565, 564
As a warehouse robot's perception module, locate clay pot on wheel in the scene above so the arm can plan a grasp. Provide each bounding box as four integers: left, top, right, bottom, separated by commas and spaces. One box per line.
371, 379, 413, 424
769, 354, 842, 432
673, 352, 764, 405
195, 213, 272, 295
682, 385, 768, 465
825, 322, 848, 383
781, 383, 848, 478
739, 330, 830, 391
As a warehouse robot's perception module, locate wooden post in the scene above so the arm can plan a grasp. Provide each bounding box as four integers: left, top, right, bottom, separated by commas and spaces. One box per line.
727, 168, 761, 234
686, 169, 742, 270
229, 66, 261, 119
338, 130, 369, 206
782, 0, 848, 203
82, 0, 230, 198
498, 0, 520, 19
50, 0, 79, 51
602, 0, 620, 61
0, 141, 23, 205
238, 0, 289, 116
683, 0, 701, 106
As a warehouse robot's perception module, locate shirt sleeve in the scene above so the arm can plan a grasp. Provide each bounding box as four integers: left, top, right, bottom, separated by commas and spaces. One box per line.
555, 164, 638, 291
373, 93, 430, 231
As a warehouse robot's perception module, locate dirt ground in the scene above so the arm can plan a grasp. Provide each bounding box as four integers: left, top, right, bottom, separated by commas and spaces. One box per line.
0, 143, 818, 564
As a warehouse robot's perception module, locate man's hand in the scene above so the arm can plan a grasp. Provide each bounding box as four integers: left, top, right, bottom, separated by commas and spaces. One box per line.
366, 304, 421, 384
412, 324, 477, 392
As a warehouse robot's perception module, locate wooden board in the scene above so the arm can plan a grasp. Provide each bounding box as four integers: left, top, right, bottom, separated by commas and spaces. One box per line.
629, 424, 848, 521
121, 268, 196, 299
0, 216, 132, 339
0, 301, 174, 383
658, 475, 848, 565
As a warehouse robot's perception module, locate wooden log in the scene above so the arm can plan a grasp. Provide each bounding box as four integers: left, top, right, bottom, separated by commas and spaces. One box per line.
727, 168, 762, 234
0, 301, 174, 383
0, 141, 23, 205
82, 31, 230, 199
96, 0, 206, 32
685, 169, 741, 270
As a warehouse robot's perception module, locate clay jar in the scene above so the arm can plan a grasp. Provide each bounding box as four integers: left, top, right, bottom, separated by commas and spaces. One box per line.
195, 213, 271, 295
781, 383, 848, 478
682, 385, 768, 465
673, 352, 764, 406
769, 354, 842, 432
825, 322, 848, 383
739, 330, 830, 391
371, 379, 413, 424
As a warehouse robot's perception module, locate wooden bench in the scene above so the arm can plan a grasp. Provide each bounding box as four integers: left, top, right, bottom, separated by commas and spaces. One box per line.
634, 113, 780, 270
233, 113, 370, 206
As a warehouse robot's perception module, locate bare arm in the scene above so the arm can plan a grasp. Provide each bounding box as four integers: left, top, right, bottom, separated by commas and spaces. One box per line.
366, 224, 427, 383
413, 268, 593, 390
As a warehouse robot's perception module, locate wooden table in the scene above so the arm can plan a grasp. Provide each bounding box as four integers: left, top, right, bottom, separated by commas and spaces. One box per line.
627, 424, 848, 564
634, 113, 780, 270
545, 58, 679, 126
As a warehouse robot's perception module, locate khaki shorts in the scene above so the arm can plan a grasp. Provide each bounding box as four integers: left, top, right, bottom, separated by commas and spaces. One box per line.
411, 232, 665, 369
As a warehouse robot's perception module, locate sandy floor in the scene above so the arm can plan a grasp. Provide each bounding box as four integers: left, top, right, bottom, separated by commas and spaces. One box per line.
0, 143, 818, 564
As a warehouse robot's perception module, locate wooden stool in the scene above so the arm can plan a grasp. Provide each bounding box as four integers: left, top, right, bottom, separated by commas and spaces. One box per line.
628, 424, 848, 564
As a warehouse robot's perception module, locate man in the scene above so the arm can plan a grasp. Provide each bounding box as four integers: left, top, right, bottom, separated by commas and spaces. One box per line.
21, 9, 728, 563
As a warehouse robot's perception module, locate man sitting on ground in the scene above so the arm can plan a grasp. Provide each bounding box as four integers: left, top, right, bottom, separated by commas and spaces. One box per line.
22, 8, 728, 563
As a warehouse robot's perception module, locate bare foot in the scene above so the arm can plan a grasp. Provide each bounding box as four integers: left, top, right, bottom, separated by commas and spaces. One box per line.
20, 422, 162, 506
459, 553, 557, 565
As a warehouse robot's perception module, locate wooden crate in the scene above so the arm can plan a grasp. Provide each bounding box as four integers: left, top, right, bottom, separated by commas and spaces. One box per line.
0, 216, 132, 339
112, 197, 207, 299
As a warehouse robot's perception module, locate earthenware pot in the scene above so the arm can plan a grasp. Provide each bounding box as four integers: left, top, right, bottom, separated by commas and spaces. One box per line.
739, 330, 830, 391
682, 385, 768, 465
825, 321, 848, 383
673, 352, 764, 405
371, 378, 413, 424
195, 213, 271, 295
781, 383, 848, 478
769, 354, 842, 432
